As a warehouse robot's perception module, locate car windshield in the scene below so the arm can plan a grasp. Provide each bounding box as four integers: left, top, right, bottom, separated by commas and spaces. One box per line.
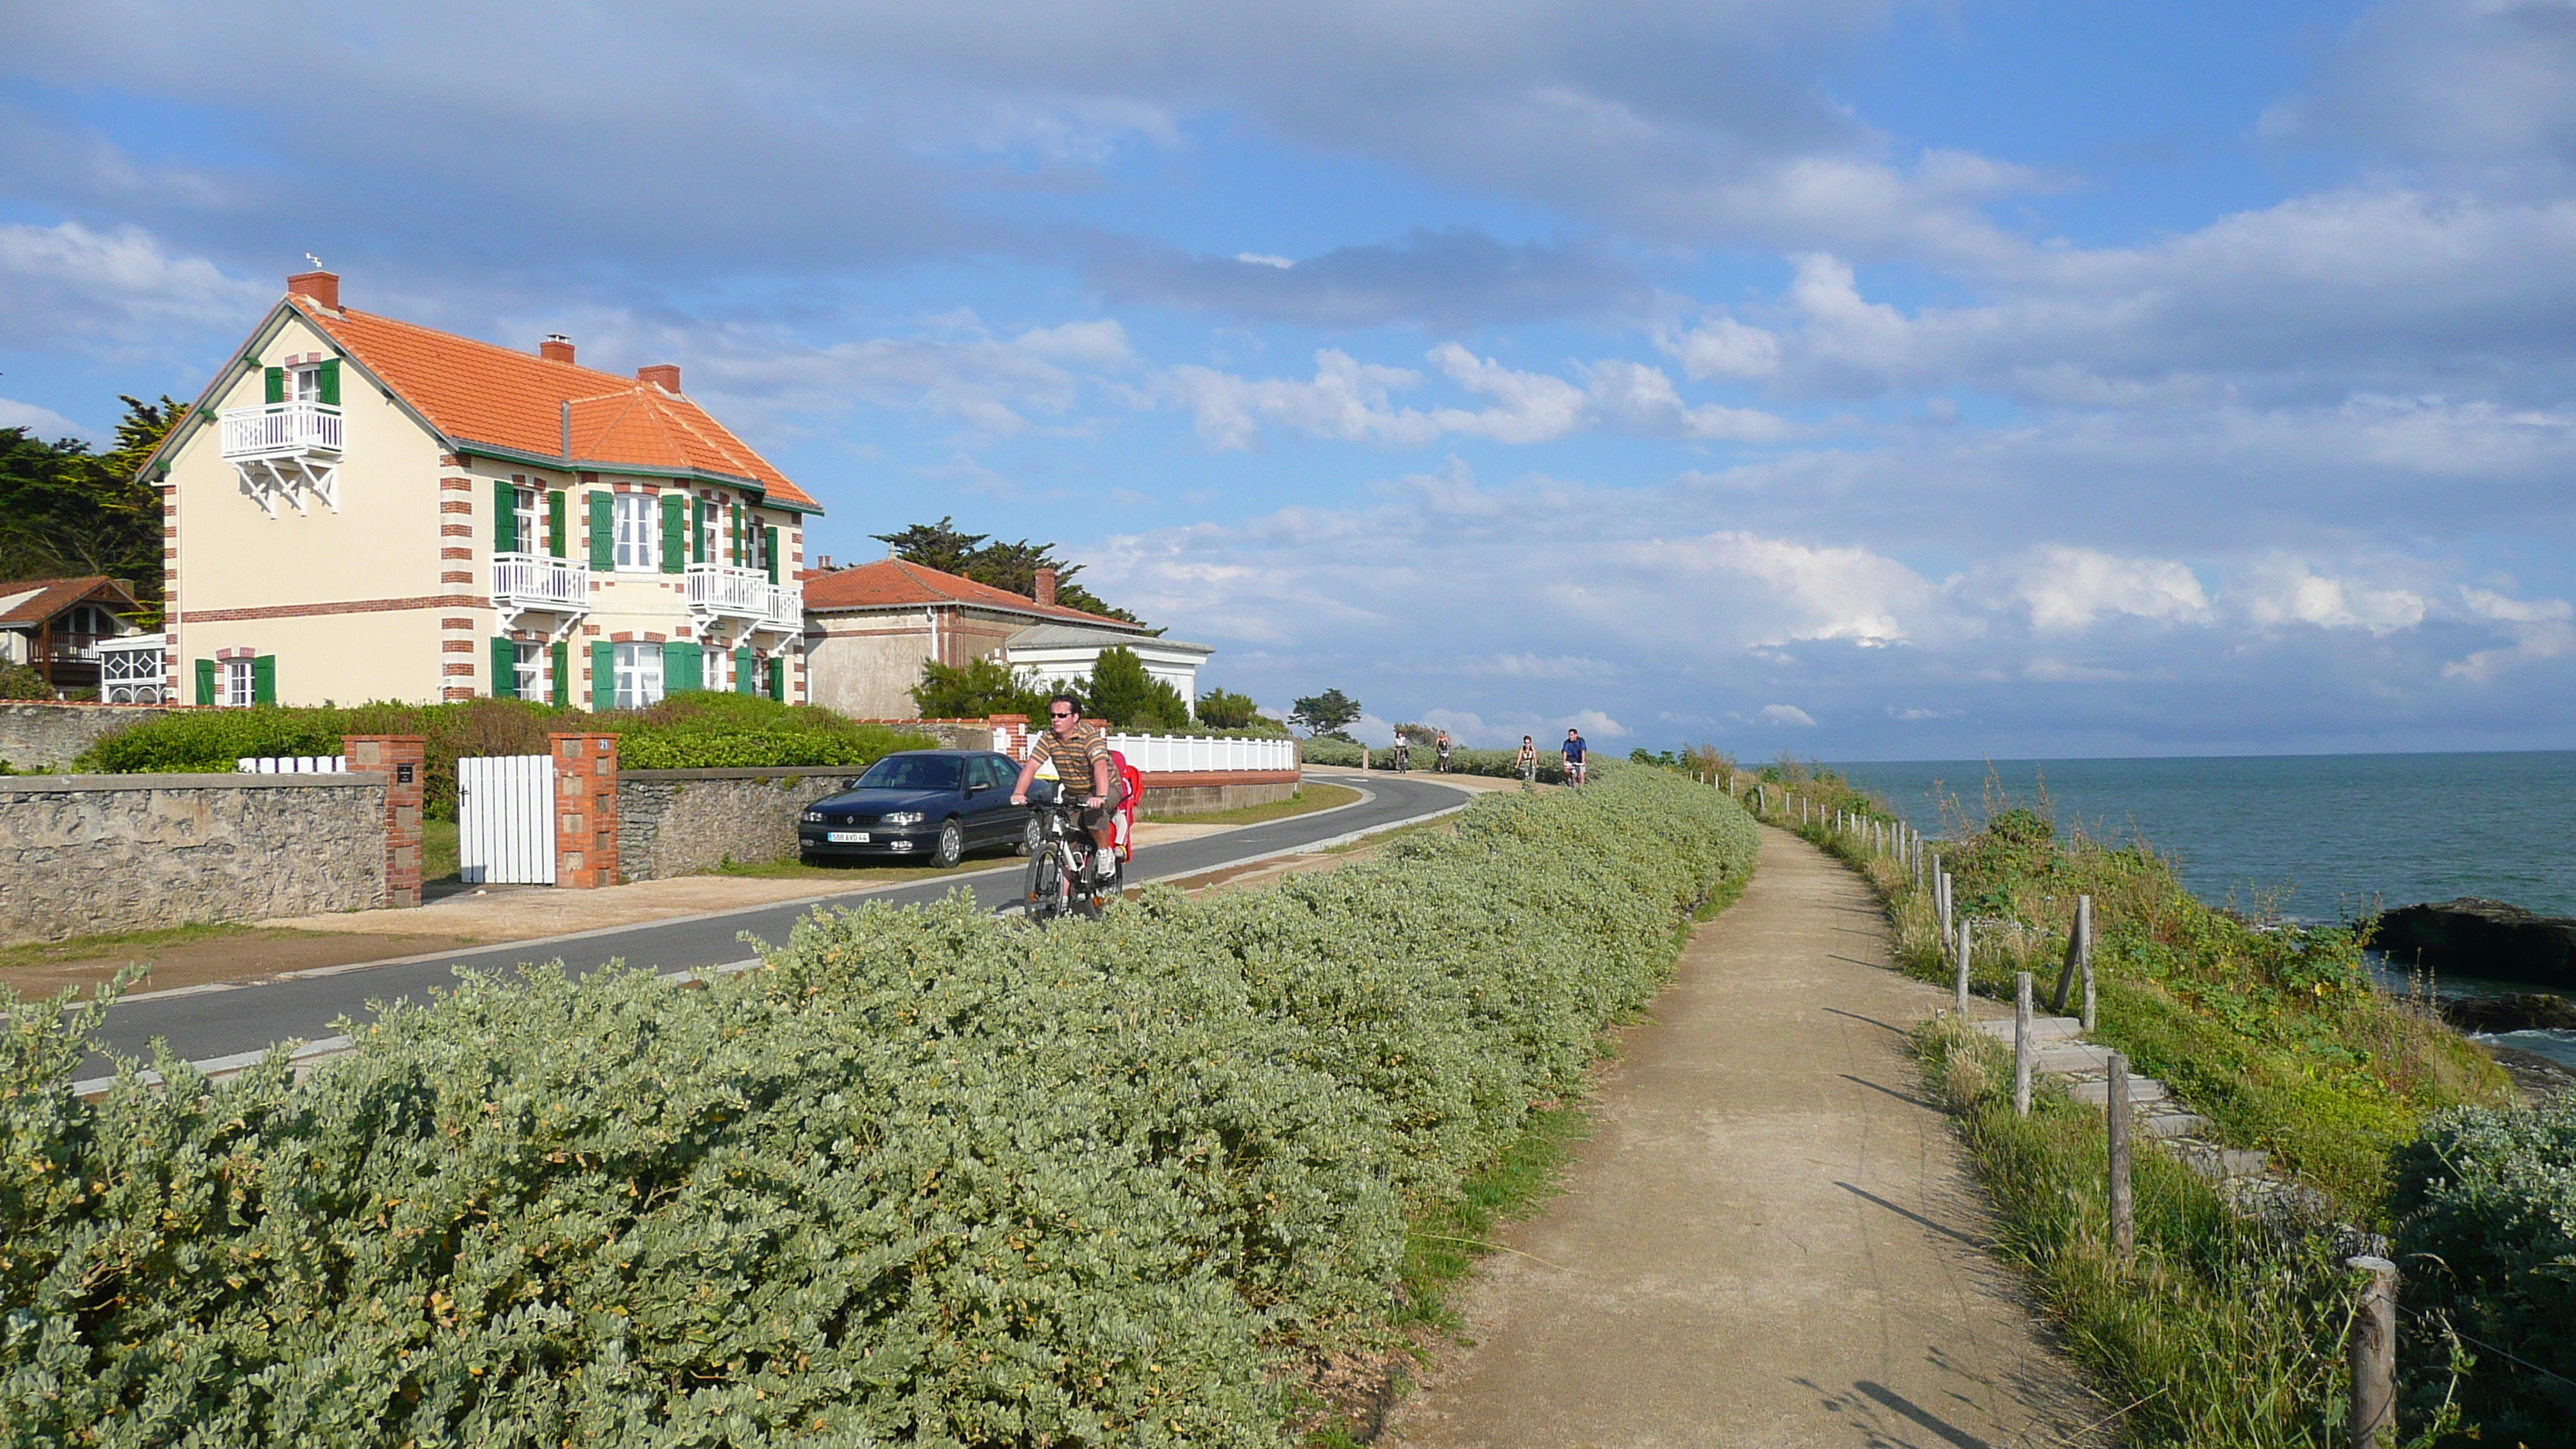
856, 755, 961, 791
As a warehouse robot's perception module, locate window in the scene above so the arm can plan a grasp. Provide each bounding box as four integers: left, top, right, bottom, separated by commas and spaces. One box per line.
224, 659, 255, 707
700, 499, 721, 566
612, 641, 663, 709
745, 513, 766, 572
291, 366, 322, 402
613, 493, 658, 570
514, 642, 549, 701
514, 488, 540, 554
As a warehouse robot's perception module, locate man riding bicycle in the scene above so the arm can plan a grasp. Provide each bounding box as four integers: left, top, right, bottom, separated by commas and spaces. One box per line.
1012, 693, 1118, 882
1561, 727, 1588, 786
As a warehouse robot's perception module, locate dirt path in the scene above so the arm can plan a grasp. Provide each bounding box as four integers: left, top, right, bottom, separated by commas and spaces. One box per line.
1383, 827, 2106, 1449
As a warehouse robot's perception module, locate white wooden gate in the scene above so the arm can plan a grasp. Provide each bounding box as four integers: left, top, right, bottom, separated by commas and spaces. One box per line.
457, 754, 556, 885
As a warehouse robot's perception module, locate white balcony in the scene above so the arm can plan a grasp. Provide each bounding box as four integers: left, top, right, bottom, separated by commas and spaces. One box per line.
221, 403, 342, 516
221, 402, 342, 461
685, 564, 802, 642
492, 553, 591, 635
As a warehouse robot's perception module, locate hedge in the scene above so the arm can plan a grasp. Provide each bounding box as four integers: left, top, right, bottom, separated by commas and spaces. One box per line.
72, 695, 932, 819
1, 764, 1756, 1446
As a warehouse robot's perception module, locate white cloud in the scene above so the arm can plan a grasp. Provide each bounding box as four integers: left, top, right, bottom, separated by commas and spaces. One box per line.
1625, 532, 1933, 646
1660, 312, 1780, 380
1234, 252, 1294, 269
0, 220, 263, 354
1759, 704, 1817, 726
0, 396, 87, 437
2239, 557, 2427, 635
2012, 548, 2210, 632
1565, 709, 1629, 738
1160, 344, 1797, 450
2444, 586, 2576, 680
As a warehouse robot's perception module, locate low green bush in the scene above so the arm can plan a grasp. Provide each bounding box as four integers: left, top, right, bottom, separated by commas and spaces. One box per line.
1300, 738, 1567, 783
2389, 1101, 2576, 1440
74, 695, 931, 819
0, 662, 50, 699
2, 762, 1758, 1446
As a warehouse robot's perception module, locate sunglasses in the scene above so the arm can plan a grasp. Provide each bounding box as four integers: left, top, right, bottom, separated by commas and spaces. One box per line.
1050, 710, 1076, 718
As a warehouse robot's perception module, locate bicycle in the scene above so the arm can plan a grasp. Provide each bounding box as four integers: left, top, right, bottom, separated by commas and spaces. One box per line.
1021, 780, 1115, 922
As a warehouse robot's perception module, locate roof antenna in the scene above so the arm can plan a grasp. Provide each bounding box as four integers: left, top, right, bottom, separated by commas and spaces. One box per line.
304, 252, 322, 269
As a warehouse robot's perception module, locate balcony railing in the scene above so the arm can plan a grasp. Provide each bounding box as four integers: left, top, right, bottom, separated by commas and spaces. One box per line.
686, 564, 801, 630
221, 402, 343, 460
492, 553, 590, 612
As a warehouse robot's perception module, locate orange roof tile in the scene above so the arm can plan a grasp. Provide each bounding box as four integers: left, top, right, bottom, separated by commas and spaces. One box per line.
802, 559, 1142, 629
0, 576, 138, 629
296, 302, 820, 512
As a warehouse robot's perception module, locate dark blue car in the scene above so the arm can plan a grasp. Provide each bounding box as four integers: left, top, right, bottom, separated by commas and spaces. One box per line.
797, 749, 1034, 868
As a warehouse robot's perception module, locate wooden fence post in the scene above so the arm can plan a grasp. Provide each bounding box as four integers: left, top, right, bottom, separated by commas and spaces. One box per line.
2078, 896, 2098, 1029
2014, 971, 2034, 1115
2347, 1255, 2398, 1447
2108, 1051, 2133, 1259
1955, 917, 1972, 1012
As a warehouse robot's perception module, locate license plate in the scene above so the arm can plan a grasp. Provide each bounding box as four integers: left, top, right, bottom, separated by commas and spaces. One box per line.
827, 831, 869, 843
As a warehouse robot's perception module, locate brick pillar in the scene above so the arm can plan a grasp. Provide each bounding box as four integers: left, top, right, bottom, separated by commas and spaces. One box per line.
987, 714, 1029, 758
549, 731, 619, 888
344, 735, 426, 908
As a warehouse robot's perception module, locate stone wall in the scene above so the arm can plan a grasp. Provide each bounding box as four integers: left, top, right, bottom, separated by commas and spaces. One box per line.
618, 767, 866, 882
0, 773, 387, 943
0, 701, 186, 772
1139, 780, 1301, 815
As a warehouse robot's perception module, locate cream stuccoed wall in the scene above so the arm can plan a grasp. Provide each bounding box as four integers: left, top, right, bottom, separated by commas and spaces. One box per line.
166, 314, 450, 705
557, 481, 807, 705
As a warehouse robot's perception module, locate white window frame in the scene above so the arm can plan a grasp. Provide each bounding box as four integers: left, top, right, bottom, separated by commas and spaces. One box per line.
612, 641, 663, 709
613, 493, 659, 572
291, 365, 322, 402
745, 512, 766, 572
224, 658, 255, 708
699, 500, 720, 567
513, 641, 550, 701
514, 487, 540, 554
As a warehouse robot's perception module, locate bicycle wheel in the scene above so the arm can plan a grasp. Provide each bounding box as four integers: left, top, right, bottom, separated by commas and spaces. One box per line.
1023, 848, 1064, 920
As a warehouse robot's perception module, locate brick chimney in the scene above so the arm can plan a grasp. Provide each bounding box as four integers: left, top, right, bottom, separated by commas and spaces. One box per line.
540, 334, 576, 365
287, 269, 341, 310
636, 363, 680, 392
1033, 566, 1057, 608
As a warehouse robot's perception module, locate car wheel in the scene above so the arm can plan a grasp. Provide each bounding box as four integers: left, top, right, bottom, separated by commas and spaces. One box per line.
933, 818, 965, 868
1017, 815, 1042, 857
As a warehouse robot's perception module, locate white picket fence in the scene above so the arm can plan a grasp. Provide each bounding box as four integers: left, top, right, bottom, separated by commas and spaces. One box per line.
236, 755, 346, 774
1104, 734, 1298, 773
457, 754, 557, 885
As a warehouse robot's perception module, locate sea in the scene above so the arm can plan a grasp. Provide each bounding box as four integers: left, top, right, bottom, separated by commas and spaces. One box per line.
1831, 750, 2576, 1069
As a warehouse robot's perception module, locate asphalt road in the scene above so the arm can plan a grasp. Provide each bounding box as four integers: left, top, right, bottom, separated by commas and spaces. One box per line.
77, 771, 1471, 1076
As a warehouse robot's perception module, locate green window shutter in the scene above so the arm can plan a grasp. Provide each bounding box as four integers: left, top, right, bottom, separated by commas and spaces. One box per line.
548, 490, 567, 559
591, 641, 616, 712
491, 637, 517, 698
693, 498, 707, 564
493, 478, 517, 553
263, 367, 285, 404
550, 641, 570, 707
763, 526, 779, 584
662, 640, 701, 694
194, 658, 216, 707
252, 655, 276, 705
766, 656, 784, 701
735, 647, 755, 695
659, 495, 685, 574
316, 358, 340, 406
587, 492, 614, 570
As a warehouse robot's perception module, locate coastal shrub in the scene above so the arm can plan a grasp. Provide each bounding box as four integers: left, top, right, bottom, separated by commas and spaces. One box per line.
72, 695, 930, 820
0, 762, 1758, 1447
2389, 1101, 2576, 1439
1300, 737, 1567, 783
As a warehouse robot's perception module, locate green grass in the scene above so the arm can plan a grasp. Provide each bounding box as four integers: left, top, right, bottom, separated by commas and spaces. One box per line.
1144, 783, 1359, 826
0, 921, 262, 971
422, 818, 459, 882
1913, 1018, 2454, 1448
704, 853, 1014, 882
1391, 1104, 1594, 1332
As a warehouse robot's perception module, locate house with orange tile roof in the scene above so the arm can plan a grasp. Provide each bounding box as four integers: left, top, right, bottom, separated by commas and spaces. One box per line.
0, 575, 153, 698
802, 557, 1210, 718
135, 269, 817, 709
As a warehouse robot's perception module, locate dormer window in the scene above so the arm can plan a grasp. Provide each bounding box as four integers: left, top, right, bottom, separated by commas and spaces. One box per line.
291, 365, 325, 402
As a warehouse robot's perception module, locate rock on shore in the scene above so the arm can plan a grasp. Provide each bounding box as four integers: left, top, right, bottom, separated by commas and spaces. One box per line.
2375, 897, 2576, 988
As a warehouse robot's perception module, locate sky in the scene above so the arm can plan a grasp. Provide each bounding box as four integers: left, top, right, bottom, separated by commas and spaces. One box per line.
3, 0, 2571, 759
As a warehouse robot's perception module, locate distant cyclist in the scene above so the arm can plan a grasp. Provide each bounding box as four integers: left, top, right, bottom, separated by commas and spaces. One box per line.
1012, 694, 1117, 883
1561, 728, 1588, 787
1435, 731, 1453, 773
1393, 735, 1410, 772
1515, 735, 1538, 786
